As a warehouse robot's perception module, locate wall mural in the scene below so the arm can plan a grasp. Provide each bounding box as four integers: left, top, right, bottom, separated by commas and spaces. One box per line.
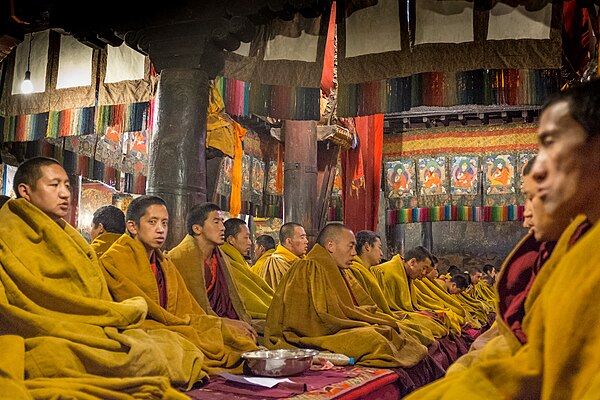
450, 156, 478, 195
419, 157, 446, 195
485, 154, 515, 195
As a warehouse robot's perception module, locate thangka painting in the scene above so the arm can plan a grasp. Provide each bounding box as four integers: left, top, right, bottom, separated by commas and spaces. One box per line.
518, 153, 536, 190
485, 154, 515, 194
253, 217, 283, 242
217, 156, 234, 197
251, 158, 266, 196
266, 160, 283, 196
242, 154, 251, 199
64, 134, 97, 158
332, 158, 343, 197
2, 164, 17, 197
418, 157, 446, 195
95, 126, 124, 169
122, 130, 149, 176
386, 160, 415, 198
451, 157, 478, 195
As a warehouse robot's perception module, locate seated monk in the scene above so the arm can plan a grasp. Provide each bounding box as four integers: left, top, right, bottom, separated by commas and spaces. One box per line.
250, 234, 276, 274
444, 156, 574, 376
371, 247, 455, 341
99, 196, 257, 376
467, 267, 497, 308
1, 156, 204, 398
265, 222, 429, 369
258, 222, 308, 289
220, 218, 274, 336
168, 203, 259, 336
89, 204, 126, 258
350, 231, 442, 346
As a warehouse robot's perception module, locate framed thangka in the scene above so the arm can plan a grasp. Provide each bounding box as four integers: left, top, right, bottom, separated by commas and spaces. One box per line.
451, 157, 478, 195
251, 158, 266, 196
217, 156, 234, 197
266, 160, 283, 196
485, 154, 515, 194
386, 160, 415, 198
418, 157, 446, 195
518, 153, 536, 190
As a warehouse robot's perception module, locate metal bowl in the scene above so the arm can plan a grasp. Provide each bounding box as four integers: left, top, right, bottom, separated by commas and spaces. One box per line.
241, 349, 320, 377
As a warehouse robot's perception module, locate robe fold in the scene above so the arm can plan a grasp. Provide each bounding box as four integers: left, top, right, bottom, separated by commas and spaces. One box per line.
258, 244, 300, 289
99, 234, 257, 376
167, 235, 252, 325
406, 215, 597, 400
349, 256, 437, 346
371, 255, 451, 339
90, 232, 122, 258
0, 198, 203, 396
219, 243, 274, 320
264, 244, 428, 368
250, 248, 275, 275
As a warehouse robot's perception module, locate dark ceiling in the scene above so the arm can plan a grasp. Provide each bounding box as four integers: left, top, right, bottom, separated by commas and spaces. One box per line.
0, 0, 333, 63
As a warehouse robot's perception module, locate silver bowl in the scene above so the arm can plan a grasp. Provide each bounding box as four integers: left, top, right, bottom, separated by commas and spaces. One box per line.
241, 348, 320, 377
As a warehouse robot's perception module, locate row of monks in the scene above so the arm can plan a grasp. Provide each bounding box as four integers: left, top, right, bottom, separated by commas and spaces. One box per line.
3, 78, 600, 399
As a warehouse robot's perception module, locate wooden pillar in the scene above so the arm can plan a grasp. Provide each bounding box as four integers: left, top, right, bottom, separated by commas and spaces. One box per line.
386, 223, 405, 259
146, 68, 209, 249
283, 120, 318, 244
421, 221, 433, 251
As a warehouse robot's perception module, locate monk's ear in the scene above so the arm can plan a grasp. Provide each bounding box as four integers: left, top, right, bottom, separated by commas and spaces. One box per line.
192, 223, 202, 236
17, 183, 31, 200
325, 239, 336, 253
126, 220, 138, 237
98, 223, 106, 235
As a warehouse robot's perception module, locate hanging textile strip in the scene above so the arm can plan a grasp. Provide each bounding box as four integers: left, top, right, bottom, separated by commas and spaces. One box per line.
2, 113, 48, 142
96, 104, 124, 136
386, 205, 524, 225
46, 107, 95, 139
123, 102, 150, 133
337, 69, 561, 118
247, 82, 320, 120
215, 76, 250, 117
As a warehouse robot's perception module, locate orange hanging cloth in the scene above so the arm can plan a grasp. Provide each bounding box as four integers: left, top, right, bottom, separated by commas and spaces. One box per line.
229, 120, 246, 217
275, 142, 284, 195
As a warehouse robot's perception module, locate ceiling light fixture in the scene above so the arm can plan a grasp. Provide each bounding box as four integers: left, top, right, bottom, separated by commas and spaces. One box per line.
20, 33, 34, 94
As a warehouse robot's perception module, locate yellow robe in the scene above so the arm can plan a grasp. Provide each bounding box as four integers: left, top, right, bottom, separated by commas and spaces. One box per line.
219, 242, 274, 320
471, 281, 497, 308
167, 235, 252, 324
265, 244, 428, 368
0, 198, 201, 397
371, 255, 450, 339
99, 234, 258, 375
258, 244, 300, 289
349, 256, 437, 346
406, 215, 596, 399
90, 232, 121, 258
251, 248, 275, 275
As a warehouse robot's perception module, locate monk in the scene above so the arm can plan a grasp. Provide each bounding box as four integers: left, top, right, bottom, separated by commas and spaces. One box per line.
168, 203, 259, 337
250, 234, 276, 274
371, 247, 456, 339
1, 156, 203, 398
89, 204, 125, 258
406, 78, 600, 399
265, 223, 429, 369
467, 267, 497, 308
350, 231, 442, 346
220, 218, 274, 333
258, 222, 308, 288
99, 196, 257, 376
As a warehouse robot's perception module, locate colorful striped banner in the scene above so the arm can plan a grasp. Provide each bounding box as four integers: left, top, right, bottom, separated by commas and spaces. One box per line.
338, 68, 561, 117
386, 205, 524, 225
47, 107, 95, 139
96, 102, 150, 136
2, 113, 48, 142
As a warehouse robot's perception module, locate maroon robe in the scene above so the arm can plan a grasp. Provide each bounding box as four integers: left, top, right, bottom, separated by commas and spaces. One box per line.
204, 248, 239, 320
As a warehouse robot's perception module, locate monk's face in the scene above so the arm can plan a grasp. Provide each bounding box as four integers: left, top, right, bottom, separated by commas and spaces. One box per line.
362, 237, 383, 266
129, 204, 168, 252
530, 175, 571, 242
19, 164, 71, 221
253, 243, 266, 262
522, 174, 535, 230
228, 223, 252, 256
426, 266, 439, 280
327, 228, 357, 268
471, 271, 482, 284
196, 210, 225, 246
447, 282, 462, 295
405, 257, 428, 280
533, 101, 600, 221
286, 226, 308, 257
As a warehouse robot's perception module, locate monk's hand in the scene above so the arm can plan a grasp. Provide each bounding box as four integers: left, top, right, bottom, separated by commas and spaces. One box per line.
223, 319, 257, 342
